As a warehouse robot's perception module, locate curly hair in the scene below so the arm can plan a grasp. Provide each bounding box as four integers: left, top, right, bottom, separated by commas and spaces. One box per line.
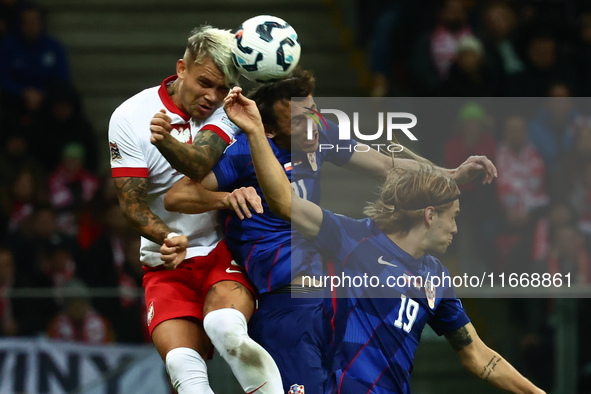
247, 67, 315, 128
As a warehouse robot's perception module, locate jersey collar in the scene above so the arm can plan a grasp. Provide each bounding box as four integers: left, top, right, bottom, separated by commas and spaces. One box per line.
158, 76, 191, 122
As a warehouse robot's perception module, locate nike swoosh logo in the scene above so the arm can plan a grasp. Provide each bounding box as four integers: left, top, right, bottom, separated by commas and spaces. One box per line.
227, 260, 243, 274
377, 256, 397, 267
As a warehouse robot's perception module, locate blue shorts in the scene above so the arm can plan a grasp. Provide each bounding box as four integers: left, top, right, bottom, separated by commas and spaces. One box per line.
248, 292, 335, 393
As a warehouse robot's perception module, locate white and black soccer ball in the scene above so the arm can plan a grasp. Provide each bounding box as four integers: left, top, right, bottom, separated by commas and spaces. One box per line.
232, 15, 301, 82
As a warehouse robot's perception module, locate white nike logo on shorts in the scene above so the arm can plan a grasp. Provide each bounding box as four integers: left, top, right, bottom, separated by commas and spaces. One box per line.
226, 260, 243, 274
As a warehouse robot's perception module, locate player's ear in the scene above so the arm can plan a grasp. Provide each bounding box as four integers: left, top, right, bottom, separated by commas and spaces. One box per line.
424, 207, 435, 225
176, 59, 186, 78
264, 125, 276, 139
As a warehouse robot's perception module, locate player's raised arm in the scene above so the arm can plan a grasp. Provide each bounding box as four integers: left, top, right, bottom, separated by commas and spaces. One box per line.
445, 322, 545, 393
150, 110, 228, 181
223, 87, 323, 239
345, 146, 497, 185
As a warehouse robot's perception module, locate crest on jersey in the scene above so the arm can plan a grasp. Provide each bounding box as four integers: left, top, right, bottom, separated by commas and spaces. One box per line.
307, 152, 317, 171
288, 384, 305, 394
110, 141, 122, 162
425, 280, 436, 309
170, 124, 192, 144
284, 162, 293, 172
147, 302, 155, 326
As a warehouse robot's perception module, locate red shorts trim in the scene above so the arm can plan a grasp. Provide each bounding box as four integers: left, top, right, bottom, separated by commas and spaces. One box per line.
142, 240, 255, 335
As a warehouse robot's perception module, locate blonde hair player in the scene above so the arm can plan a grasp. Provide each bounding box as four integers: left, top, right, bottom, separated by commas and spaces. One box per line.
109, 27, 281, 393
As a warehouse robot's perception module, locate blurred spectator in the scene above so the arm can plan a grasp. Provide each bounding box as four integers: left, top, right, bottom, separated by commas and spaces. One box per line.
48, 143, 100, 236
439, 35, 498, 96
0, 3, 70, 124
0, 165, 47, 236
0, 130, 43, 185
116, 237, 149, 343
78, 201, 132, 291
357, 0, 430, 96
445, 101, 498, 273
494, 114, 548, 271
410, 0, 472, 95
554, 115, 591, 199
48, 279, 113, 344
0, 246, 17, 336
545, 224, 591, 285
4, 204, 78, 287
77, 177, 118, 250
504, 31, 577, 96
480, 2, 525, 89
531, 199, 576, 264
445, 101, 496, 189
31, 84, 98, 172
567, 161, 591, 238
528, 84, 578, 176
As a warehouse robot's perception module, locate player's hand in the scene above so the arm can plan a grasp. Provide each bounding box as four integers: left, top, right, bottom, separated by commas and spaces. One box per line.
223, 87, 265, 136
160, 234, 188, 270
150, 109, 173, 145
223, 186, 264, 220
452, 155, 497, 185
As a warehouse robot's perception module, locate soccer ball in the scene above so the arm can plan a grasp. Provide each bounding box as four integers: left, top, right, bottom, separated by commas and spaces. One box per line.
232, 15, 301, 82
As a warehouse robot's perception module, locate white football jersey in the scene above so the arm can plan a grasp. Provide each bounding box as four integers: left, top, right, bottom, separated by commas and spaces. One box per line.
108, 76, 241, 266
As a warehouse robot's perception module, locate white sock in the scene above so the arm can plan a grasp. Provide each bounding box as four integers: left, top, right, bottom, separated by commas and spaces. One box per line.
203, 308, 282, 393
165, 347, 215, 394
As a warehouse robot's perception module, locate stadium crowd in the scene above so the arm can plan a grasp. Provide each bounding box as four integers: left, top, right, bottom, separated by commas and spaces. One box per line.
0, 0, 589, 391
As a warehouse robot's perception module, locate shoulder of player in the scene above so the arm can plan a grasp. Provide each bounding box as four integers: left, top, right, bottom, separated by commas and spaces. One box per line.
422, 254, 451, 278
198, 107, 242, 134
110, 86, 161, 123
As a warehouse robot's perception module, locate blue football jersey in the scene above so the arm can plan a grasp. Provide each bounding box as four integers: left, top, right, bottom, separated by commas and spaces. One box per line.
314, 209, 470, 394
212, 120, 356, 293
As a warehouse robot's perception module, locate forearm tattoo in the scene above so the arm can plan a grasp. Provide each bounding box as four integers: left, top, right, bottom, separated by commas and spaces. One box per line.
445, 325, 474, 352
114, 177, 170, 244
479, 355, 502, 381
157, 130, 227, 181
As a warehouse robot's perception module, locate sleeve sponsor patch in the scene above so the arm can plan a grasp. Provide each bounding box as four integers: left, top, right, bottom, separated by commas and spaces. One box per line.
221, 116, 241, 134
110, 141, 122, 162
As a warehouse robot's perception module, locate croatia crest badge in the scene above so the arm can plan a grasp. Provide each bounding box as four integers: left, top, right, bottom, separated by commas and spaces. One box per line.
288, 384, 305, 394
425, 280, 436, 309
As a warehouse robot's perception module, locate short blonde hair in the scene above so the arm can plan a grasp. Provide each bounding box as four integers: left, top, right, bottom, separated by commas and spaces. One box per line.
364, 164, 460, 235
184, 25, 239, 86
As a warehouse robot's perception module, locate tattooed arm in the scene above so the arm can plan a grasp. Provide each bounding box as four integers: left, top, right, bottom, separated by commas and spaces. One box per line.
445, 323, 545, 394
150, 110, 227, 181
114, 176, 187, 269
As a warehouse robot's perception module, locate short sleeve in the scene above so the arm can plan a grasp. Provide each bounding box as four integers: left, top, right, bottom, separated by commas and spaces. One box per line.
428, 297, 471, 336
199, 107, 242, 145
108, 109, 148, 178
